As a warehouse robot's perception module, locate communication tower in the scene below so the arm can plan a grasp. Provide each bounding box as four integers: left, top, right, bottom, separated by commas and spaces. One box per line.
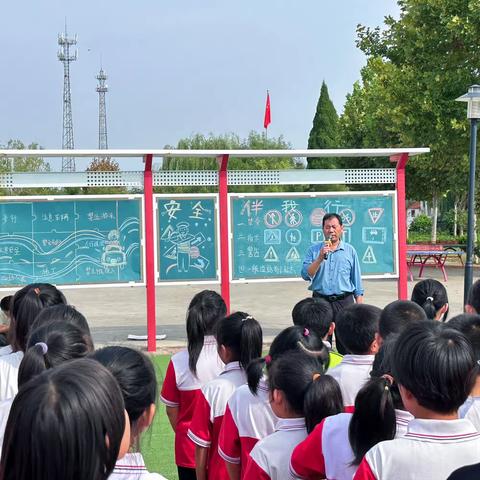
96, 67, 109, 151
57, 25, 77, 172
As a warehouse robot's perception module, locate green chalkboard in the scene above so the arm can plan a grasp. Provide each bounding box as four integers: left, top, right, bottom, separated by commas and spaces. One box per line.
0, 196, 142, 287
157, 196, 218, 282
231, 193, 396, 279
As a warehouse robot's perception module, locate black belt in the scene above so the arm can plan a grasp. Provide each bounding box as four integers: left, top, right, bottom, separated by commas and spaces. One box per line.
313, 292, 353, 302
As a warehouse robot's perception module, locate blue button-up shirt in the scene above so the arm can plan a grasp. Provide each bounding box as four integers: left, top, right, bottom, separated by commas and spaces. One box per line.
301, 240, 364, 297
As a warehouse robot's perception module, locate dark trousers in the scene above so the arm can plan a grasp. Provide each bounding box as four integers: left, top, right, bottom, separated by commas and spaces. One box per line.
177, 466, 197, 480
313, 292, 355, 355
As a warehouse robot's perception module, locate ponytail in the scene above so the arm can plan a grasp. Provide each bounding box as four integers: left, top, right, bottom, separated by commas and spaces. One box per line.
186, 290, 226, 376
348, 377, 396, 465
421, 297, 437, 321
216, 312, 262, 371
411, 279, 449, 321
304, 375, 343, 433
247, 355, 270, 395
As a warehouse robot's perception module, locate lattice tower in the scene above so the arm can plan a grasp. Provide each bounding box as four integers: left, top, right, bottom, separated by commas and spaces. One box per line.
57, 26, 77, 172
96, 68, 109, 150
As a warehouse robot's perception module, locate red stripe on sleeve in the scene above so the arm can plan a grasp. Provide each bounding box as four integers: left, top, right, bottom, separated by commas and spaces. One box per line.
218, 403, 241, 463
187, 391, 213, 446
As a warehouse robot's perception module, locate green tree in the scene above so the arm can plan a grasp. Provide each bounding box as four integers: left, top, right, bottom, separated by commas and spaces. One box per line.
0, 140, 56, 196
307, 81, 339, 170
161, 131, 300, 193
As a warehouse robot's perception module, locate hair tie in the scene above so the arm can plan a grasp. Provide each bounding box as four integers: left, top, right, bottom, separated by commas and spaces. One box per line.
33, 287, 40, 296
303, 328, 310, 337
264, 354, 272, 365
35, 342, 48, 355
426, 296, 434, 302
382, 373, 394, 390
312, 373, 321, 381
242, 315, 253, 322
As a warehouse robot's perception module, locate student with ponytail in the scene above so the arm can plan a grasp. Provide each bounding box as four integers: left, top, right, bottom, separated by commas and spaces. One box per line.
188, 312, 263, 480
92, 347, 167, 479
411, 278, 449, 321
290, 334, 413, 480
160, 290, 226, 480
244, 350, 342, 480
0, 283, 66, 400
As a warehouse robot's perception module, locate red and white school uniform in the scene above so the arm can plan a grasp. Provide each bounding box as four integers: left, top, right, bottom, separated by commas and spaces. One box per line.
244, 417, 307, 480
187, 361, 247, 479
109, 453, 167, 479
218, 378, 277, 478
354, 418, 480, 480
326, 354, 375, 409
459, 396, 480, 431
160, 336, 223, 468
290, 409, 414, 480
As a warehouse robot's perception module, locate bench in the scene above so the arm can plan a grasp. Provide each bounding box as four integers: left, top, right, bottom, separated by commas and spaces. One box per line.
406, 244, 463, 282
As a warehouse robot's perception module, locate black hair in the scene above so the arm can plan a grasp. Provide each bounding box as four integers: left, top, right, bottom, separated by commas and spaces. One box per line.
186, 290, 226, 376
91, 346, 157, 434
348, 334, 401, 465
18, 322, 91, 387
467, 279, 480, 313
392, 321, 476, 413
247, 325, 326, 395
0, 296, 12, 314
448, 313, 480, 361
268, 350, 342, 433
379, 300, 427, 340
411, 279, 449, 321
335, 304, 381, 354
216, 312, 262, 371
291, 297, 334, 338
0, 358, 125, 480
31, 304, 93, 351
10, 283, 67, 352
322, 213, 343, 227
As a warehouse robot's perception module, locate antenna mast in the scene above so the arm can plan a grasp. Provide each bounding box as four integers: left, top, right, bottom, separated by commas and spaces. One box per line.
96, 67, 109, 151
57, 23, 77, 172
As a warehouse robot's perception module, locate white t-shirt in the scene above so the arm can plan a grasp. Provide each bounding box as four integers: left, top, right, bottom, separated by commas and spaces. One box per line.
109, 453, 167, 479
459, 396, 480, 432
0, 351, 23, 401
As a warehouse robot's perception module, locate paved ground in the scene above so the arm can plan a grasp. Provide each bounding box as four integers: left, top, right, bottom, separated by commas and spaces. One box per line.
1, 265, 474, 352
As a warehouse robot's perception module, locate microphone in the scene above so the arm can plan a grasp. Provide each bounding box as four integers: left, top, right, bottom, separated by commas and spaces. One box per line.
324, 235, 333, 260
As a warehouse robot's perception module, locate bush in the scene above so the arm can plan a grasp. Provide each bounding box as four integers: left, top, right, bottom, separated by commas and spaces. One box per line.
409, 214, 432, 234
438, 209, 467, 235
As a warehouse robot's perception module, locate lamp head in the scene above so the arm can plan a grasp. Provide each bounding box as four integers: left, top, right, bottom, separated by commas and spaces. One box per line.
456, 85, 480, 120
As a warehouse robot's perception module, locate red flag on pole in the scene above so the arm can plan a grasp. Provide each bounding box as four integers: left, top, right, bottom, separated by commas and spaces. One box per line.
263, 91, 271, 129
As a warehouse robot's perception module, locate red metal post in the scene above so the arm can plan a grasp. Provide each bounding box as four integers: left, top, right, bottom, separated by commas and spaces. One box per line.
391, 153, 409, 300
143, 154, 157, 352
218, 154, 231, 313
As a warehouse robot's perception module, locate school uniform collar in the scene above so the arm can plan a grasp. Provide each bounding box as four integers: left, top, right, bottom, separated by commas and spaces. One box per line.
275, 417, 306, 432
340, 354, 375, 366
395, 409, 414, 427
204, 335, 217, 346
258, 375, 269, 393
114, 453, 147, 472
221, 361, 242, 373
405, 418, 480, 442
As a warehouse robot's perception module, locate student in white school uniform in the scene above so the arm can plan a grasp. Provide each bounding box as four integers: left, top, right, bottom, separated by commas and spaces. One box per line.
354, 321, 480, 480
218, 326, 328, 480
290, 334, 413, 480
326, 304, 381, 410
92, 347, 167, 480
243, 349, 343, 480
0, 283, 67, 401
160, 290, 226, 480
188, 312, 263, 480
448, 313, 480, 431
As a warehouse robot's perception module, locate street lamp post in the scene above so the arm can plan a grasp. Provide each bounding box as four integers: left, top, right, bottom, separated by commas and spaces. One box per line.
456, 85, 480, 305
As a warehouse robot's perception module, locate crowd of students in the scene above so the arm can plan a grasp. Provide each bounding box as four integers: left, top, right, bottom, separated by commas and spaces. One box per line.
1, 277, 480, 479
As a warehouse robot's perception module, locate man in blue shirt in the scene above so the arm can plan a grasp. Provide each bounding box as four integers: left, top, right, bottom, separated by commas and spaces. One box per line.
301, 213, 364, 352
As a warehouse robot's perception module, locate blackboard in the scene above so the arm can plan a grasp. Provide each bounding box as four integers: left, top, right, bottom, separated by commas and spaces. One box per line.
157, 196, 218, 282
231, 193, 396, 280
0, 197, 142, 287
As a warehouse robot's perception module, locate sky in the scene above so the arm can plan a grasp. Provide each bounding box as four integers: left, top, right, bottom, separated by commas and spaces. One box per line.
0, 0, 400, 170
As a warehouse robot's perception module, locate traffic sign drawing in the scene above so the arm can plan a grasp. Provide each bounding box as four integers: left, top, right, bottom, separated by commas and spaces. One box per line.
264, 229, 281, 245
264, 246, 279, 262
264, 210, 282, 228
368, 208, 384, 225
284, 209, 303, 227
339, 208, 356, 226
311, 229, 324, 243
362, 246, 377, 264
286, 246, 301, 262
362, 227, 387, 244
285, 229, 302, 246
309, 208, 326, 227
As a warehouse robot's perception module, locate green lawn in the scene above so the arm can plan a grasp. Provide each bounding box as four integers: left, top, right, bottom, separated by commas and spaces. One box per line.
141, 354, 178, 480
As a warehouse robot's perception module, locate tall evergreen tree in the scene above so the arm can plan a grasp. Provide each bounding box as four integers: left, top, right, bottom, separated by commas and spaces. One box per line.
307, 81, 339, 169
